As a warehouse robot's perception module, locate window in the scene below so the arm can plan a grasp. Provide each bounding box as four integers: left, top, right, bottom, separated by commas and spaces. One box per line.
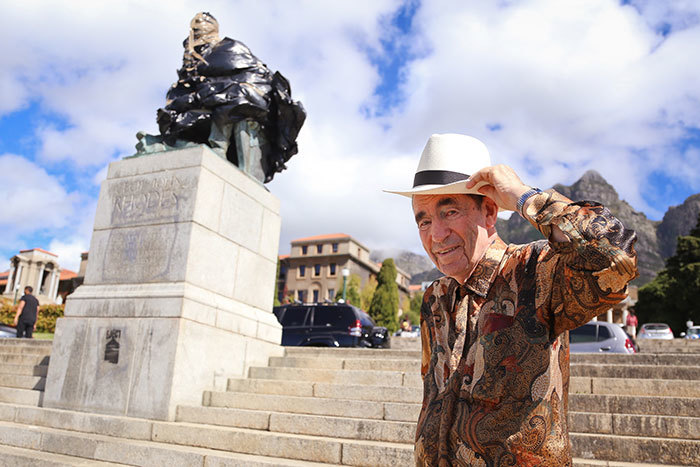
297, 290, 306, 302
301, 245, 308, 255
332, 243, 338, 253
314, 264, 321, 277
597, 326, 612, 341
313, 290, 319, 303
281, 306, 308, 326
316, 244, 323, 254
313, 307, 355, 328
299, 265, 306, 277
569, 324, 597, 343
329, 263, 337, 276
328, 288, 335, 300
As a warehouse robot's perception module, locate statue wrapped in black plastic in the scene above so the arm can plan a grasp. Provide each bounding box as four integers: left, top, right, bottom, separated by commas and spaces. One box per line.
136, 12, 306, 183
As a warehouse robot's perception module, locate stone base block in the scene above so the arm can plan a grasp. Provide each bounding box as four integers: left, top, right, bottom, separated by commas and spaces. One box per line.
43, 315, 283, 420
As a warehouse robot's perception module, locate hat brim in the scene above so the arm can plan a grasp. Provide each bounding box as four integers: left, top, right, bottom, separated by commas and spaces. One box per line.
383, 180, 506, 212
383, 179, 488, 198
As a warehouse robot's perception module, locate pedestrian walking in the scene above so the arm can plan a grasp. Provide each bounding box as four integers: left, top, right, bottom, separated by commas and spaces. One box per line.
14, 286, 39, 338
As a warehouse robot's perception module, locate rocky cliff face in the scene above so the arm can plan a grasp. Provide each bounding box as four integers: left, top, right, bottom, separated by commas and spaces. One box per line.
394, 171, 699, 286
656, 193, 700, 259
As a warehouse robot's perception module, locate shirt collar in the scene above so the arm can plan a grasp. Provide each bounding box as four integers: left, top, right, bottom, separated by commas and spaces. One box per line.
461, 237, 508, 298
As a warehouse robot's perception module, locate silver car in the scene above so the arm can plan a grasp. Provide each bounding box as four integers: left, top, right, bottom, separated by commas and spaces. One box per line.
569, 321, 636, 353
637, 323, 674, 340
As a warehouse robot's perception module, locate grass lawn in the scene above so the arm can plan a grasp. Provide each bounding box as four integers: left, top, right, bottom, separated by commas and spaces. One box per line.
33, 332, 54, 340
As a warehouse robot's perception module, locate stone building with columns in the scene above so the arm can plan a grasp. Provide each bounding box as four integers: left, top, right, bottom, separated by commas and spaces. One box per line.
2, 248, 63, 303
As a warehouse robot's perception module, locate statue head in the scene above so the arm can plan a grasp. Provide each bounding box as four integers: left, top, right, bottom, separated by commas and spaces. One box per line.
185, 12, 221, 66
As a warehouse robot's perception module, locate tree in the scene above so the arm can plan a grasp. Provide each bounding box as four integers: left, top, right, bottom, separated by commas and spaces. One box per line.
403, 292, 423, 327
360, 276, 378, 311
369, 259, 400, 332
273, 260, 281, 307
636, 213, 700, 333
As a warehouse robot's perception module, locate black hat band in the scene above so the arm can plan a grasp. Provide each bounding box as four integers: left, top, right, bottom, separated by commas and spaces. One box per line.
413, 170, 470, 188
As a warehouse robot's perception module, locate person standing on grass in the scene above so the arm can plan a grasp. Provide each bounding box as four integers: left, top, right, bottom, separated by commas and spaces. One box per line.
14, 286, 39, 338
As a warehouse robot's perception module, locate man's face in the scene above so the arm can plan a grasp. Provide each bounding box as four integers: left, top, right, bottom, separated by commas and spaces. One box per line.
412, 194, 493, 284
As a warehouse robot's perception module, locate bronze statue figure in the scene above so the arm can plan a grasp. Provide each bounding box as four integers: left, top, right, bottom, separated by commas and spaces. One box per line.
136, 12, 306, 183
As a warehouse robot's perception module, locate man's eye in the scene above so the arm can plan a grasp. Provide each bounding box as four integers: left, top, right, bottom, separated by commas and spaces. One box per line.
418, 220, 431, 230
445, 209, 458, 217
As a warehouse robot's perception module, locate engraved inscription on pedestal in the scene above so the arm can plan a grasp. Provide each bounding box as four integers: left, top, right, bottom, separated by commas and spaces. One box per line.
100, 224, 187, 283
109, 172, 195, 227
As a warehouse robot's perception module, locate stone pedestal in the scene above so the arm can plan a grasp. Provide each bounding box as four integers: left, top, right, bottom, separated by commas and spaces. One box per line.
43, 145, 283, 420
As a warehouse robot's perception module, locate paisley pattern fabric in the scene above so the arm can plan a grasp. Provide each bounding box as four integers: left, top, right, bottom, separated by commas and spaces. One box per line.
415, 190, 637, 467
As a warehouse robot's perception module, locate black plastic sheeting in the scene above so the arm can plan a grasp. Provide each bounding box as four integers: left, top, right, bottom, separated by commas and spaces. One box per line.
157, 37, 305, 183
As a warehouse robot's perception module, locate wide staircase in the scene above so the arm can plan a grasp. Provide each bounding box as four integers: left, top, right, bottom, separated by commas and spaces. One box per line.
0, 340, 697, 466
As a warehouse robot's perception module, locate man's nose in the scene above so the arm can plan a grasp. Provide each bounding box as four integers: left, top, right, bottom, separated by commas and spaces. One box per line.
431, 218, 450, 243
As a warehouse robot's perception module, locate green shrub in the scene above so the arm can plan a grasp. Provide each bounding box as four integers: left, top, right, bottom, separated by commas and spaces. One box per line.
0, 297, 64, 333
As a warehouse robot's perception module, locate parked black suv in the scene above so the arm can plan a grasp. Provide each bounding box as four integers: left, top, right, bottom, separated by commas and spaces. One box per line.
273, 303, 390, 348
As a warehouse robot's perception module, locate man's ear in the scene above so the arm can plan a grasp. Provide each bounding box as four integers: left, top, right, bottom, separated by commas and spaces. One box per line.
483, 197, 499, 229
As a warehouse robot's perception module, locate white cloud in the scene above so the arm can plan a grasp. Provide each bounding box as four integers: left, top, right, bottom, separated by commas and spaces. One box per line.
2, 0, 700, 265
0, 154, 78, 233
48, 238, 87, 273
387, 0, 700, 220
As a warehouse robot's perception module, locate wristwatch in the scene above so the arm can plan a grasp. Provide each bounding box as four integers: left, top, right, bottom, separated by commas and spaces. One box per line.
516, 188, 542, 216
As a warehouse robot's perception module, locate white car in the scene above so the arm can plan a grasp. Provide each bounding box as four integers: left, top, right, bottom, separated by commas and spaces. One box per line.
637, 323, 674, 340
682, 326, 700, 339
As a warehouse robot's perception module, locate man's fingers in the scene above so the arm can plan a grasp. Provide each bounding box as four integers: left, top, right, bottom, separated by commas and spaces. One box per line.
465, 167, 492, 188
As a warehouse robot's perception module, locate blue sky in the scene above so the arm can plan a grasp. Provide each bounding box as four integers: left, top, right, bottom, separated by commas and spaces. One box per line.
1, 0, 700, 272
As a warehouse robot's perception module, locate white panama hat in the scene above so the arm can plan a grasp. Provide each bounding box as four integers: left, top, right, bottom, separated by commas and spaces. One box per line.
385, 133, 492, 197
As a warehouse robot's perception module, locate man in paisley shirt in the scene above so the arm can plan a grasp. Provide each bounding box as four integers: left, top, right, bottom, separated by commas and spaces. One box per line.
386, 134, 637, 466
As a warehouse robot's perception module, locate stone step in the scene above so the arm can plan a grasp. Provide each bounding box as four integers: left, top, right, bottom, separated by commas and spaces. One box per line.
248, 366, 422, 387
284, 347, 421, 360
570, 393, 700, 417
0, 444, 130, 466
0, 416, 340, 466
228, 378, 423, 403
0, 353, 50, 366
637, 339, 700, 354
177, 405, 416, 444
269, 356, 421, 372
570, 376, 700, 397
572, 459, 685, 467
0, 373, 46, 390
152, 420, 415, 466
0, 386, 43, 406
570, 411, 700, 440
570, 432, 700, 466
0, 344, 52, 355
0, 362, 49, 377
0, 338, 53, 347
228, 377, 700, 414
205, 391, 419, 423
570, 353, 700, 367
270, 357, 698, 380
570, 363, 700, 380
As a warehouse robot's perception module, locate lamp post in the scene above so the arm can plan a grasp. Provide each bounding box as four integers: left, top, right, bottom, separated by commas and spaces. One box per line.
342, 268, 350, 302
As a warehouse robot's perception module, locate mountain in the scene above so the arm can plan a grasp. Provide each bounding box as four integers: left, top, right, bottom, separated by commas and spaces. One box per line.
369, 249, 434, 278
411, 267, 444, 285
497, 170, 700, 285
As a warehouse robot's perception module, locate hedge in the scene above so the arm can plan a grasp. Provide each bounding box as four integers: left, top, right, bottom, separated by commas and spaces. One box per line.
0, 297, 64, 333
